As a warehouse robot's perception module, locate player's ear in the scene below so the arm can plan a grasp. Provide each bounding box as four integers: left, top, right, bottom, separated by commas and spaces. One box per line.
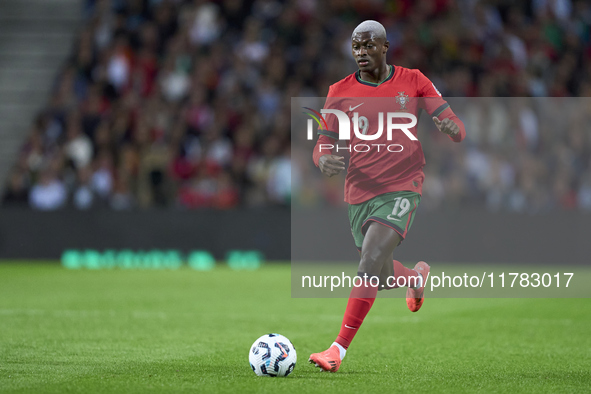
382, 40, 389, 54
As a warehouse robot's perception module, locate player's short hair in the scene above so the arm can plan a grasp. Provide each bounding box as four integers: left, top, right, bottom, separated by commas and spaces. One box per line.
351, 20, 387, 41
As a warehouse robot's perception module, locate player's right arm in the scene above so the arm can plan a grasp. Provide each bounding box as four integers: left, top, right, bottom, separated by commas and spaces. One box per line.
315, 146, 345, 177
312, 86, 346, 177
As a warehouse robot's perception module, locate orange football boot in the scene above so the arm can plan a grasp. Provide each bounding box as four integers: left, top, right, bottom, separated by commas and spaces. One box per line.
309, 345, 341, 372
406, 261, 430, 312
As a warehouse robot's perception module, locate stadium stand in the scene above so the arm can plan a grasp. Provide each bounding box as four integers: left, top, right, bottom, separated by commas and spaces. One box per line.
2, 0, 591, 212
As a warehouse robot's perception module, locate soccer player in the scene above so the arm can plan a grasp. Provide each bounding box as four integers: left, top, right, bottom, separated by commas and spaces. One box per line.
308, 20, 465, 372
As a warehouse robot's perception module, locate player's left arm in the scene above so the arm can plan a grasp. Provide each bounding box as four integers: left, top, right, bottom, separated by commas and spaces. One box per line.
432, 107, 465, 143
417, 71, 466, 143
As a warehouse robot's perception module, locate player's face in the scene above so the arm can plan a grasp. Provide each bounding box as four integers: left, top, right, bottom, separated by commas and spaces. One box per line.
351, 32, 388, 71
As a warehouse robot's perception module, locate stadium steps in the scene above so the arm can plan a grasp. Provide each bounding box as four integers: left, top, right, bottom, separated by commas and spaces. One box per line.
0, 0, 80, 193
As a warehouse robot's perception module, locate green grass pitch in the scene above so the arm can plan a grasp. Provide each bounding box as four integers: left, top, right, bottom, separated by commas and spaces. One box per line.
0, 263, 590, 393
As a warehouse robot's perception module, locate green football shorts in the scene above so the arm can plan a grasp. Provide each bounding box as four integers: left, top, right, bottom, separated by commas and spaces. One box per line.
348, 191, 421, 251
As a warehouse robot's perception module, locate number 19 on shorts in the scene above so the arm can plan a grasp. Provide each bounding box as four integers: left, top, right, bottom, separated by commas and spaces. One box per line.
387, 197, 411, 221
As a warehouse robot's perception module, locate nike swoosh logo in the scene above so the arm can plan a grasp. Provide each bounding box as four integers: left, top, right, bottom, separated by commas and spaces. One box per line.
387, 215, 402, 221
344, 324, 357, 329
349, 103, 364, 111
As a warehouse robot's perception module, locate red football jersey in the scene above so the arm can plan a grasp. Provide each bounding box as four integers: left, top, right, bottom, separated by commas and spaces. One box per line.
313, 65, 465, 204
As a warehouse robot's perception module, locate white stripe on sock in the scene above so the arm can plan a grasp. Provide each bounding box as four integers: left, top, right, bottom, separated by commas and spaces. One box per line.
332, 342, 347, 360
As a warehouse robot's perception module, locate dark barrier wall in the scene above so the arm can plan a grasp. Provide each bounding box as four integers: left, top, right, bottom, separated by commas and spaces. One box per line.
293, 208, 590, 265
1, 207, 589, 264
0, 208, 291, 260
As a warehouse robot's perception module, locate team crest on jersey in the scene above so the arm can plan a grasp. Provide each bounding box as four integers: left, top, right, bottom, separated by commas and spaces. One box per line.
396, 92, 409, 110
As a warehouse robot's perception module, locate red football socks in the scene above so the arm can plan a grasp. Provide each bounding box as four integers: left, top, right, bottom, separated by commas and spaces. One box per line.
335, 276, 378, 349
389, 260, 420, 289
334, 261, 420, 349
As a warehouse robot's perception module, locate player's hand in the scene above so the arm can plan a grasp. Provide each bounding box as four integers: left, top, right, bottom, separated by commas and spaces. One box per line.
433, 117, 459, 137
319, 155, 345, 177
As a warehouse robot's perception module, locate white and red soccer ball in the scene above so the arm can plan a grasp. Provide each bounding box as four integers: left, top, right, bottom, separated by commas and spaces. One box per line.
249, 333, 297, 377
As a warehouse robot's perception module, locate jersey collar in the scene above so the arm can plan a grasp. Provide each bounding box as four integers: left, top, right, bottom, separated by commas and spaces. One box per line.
355, 65, 394, 87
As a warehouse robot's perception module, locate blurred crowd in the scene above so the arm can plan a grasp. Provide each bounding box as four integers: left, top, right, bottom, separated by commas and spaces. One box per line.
2, 0, 591, 211
419, 97, 591, 213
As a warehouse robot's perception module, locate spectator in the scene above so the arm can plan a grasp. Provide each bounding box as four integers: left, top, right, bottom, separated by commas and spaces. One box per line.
3, 0, 591, 213
29, 170, 67, 211
72, 166, 96, 210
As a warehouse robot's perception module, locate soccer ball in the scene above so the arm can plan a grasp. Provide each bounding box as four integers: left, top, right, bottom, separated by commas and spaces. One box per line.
249, 333, 297, 377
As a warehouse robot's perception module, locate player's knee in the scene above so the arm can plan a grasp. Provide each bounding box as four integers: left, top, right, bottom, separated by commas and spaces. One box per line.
358, 250, 383, 276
